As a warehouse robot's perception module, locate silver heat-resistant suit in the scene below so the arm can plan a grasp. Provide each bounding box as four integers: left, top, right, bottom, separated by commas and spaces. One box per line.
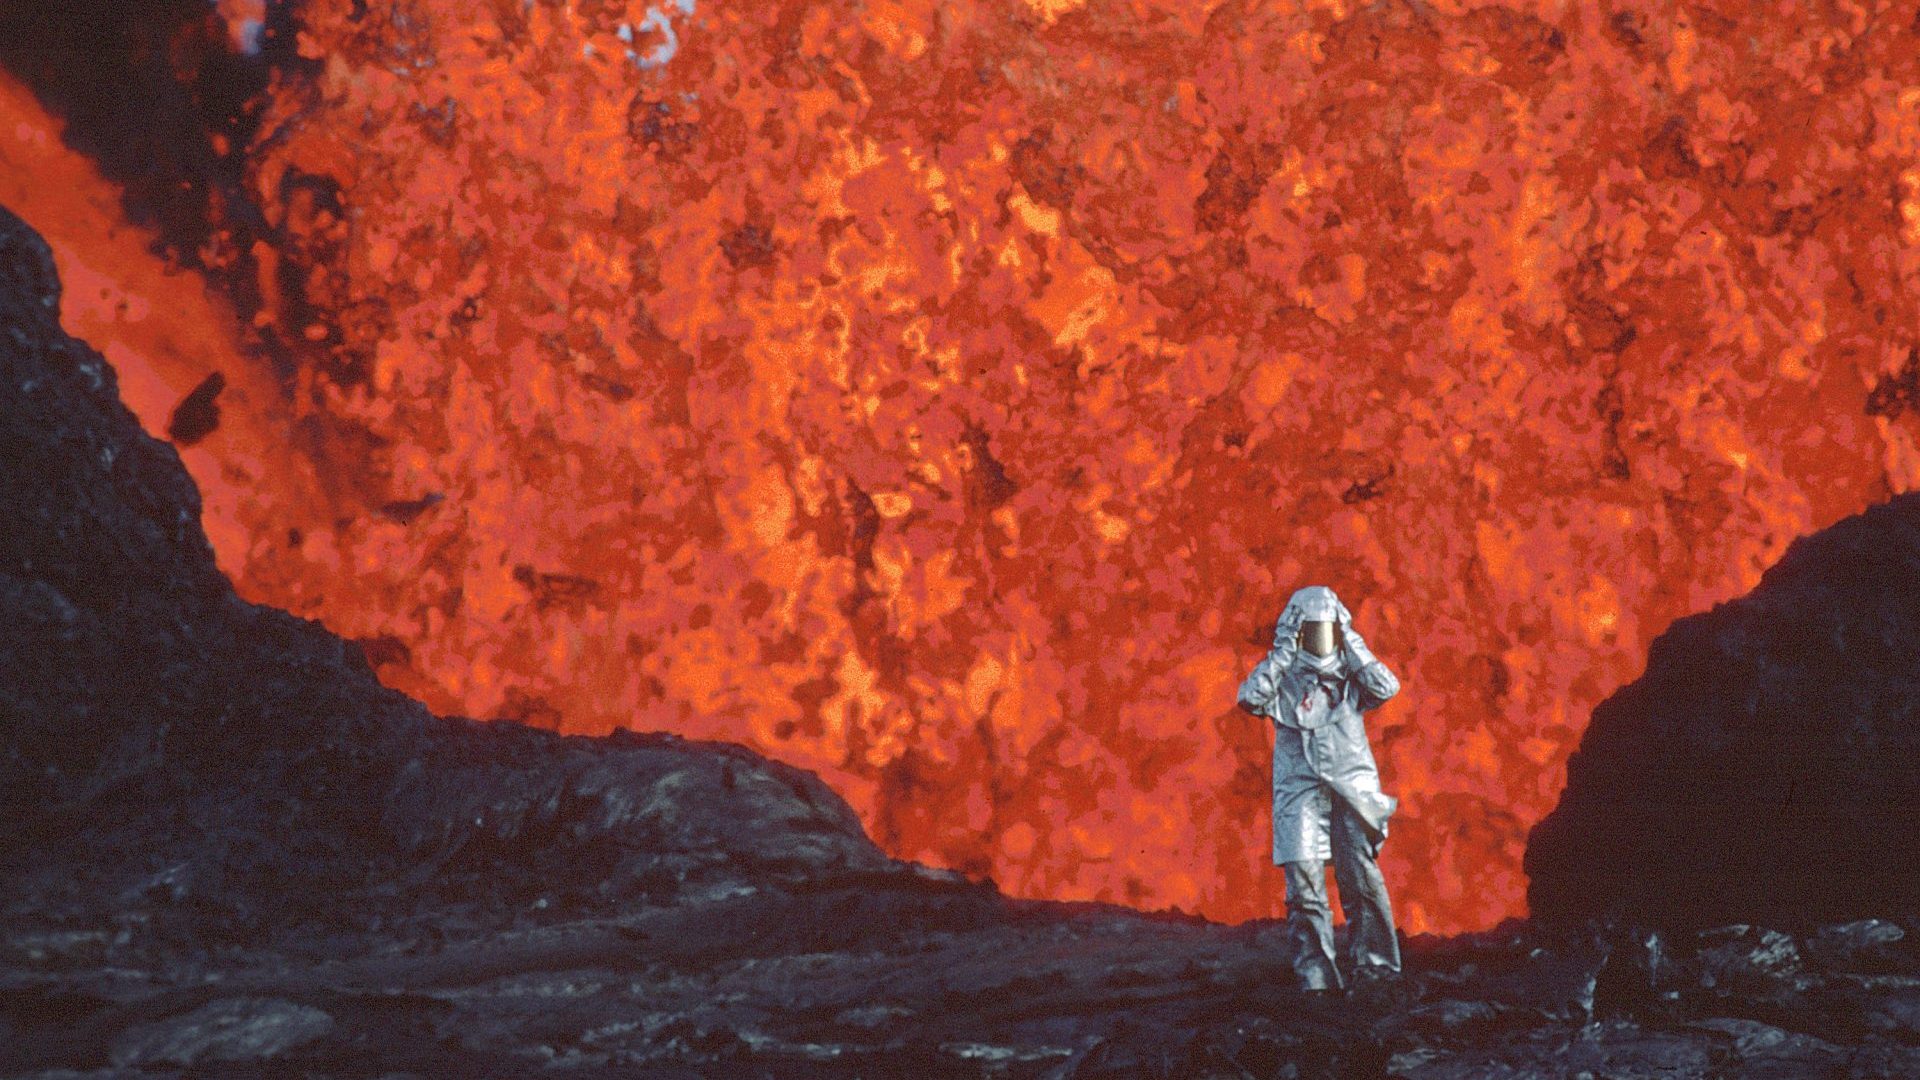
1237, 585, 1402, 990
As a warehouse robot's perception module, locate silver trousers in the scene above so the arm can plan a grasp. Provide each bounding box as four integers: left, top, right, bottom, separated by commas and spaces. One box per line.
1282, 792, 1401, 990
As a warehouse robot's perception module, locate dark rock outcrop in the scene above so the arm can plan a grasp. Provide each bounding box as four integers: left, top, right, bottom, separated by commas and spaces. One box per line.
1526, 494, 1920, 929
7, 203, 1920, 1078
0, 202, 897, 953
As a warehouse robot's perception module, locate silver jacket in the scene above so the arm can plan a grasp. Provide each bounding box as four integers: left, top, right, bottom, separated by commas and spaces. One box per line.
1237, 586, 1401, 865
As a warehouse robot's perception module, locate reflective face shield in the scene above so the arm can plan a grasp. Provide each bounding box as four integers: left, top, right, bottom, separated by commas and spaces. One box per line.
1298, 620, 1338, 658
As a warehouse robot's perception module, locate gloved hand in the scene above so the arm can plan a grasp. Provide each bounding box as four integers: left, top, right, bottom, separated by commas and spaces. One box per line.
1341, 623, 1381, 670
1270, 605, 1304, 657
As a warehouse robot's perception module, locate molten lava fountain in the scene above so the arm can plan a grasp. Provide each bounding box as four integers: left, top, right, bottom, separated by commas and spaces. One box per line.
8, 0, 1920, 934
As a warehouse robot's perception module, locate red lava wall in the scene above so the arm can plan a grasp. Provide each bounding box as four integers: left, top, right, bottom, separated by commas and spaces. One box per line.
11, 0, 1920, 934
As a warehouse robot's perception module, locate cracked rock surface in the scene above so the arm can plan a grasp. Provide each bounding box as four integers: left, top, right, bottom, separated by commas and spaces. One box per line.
4, 204, 1920, 1078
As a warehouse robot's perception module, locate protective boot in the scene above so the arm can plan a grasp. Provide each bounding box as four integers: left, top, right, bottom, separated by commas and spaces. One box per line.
1329, 798, 1401, 977
1282, 859, 1344, 991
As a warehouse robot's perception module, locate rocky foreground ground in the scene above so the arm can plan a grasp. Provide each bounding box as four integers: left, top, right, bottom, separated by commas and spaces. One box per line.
3, 204, 1919, 1078
9, 889, 1920, 1078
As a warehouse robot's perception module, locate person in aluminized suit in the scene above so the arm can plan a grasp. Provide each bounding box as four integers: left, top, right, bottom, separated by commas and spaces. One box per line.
1237, 585, 1402, 991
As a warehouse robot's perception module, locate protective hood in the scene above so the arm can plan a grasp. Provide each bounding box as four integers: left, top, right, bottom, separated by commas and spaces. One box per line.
1271, 585, 1354, 649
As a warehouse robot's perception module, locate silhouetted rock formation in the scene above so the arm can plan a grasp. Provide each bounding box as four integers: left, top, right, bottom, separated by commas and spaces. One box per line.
1527, 494, 1920, 928
7, 204, 1920, 1078
0, 201, 897, 951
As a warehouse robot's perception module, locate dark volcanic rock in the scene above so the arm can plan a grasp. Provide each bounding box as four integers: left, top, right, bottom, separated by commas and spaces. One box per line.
0, 201, 895, 952
7, 203, 1920, 1078
1805, 919, 1910, 974
1526, 494, 1920, 929
110, 996, 335, 1068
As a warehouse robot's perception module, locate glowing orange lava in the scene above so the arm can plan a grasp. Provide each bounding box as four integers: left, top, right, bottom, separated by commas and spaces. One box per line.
14, 0, 1920, 934
0, 70, 326, 578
